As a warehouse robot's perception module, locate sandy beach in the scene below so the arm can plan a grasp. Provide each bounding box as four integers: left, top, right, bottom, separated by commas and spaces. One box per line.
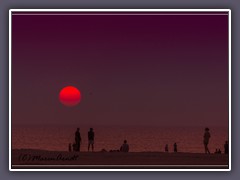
11, 149, 229, 169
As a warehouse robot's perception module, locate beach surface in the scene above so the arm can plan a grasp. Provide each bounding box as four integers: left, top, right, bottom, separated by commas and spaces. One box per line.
11, 149, 229, 169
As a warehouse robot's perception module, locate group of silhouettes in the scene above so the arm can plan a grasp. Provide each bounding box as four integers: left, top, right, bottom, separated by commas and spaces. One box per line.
203, 128, 229, 154
69, 127, 129, 152
69, 127, 228, 154
164, 128, 228, 154
69, 127, 95, 152
203, 127, 228, 154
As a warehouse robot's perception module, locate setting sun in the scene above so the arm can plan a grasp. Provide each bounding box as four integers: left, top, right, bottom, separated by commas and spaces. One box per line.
59, 86, 81, 107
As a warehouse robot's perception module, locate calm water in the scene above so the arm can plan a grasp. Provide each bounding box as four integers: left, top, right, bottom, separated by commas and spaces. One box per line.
12, 125, 228, 153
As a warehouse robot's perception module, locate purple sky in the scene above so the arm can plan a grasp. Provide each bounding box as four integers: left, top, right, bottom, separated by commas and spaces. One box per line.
11, 12, 229, 127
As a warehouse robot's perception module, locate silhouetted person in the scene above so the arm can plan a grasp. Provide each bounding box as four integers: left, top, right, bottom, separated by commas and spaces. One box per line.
69, 143, 72, 152
214, 149, 218, 154
203, 127, 211, 154
218, 149, 221, 154
165, 144, 169, 152
88, 128, 95, 152
120, 140, 129, 152
224, 141, 229, 154
174, 143, 177, 152
75, 128, 81, 152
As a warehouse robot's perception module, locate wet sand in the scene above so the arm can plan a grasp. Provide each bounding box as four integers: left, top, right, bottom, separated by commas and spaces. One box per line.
11, 149, 229, 169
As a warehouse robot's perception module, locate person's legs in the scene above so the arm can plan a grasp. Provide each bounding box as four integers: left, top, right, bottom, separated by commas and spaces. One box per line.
204, 143, 207, 153
204, 143, 210, 154
206, 145, 210, 154
76, 141, 80, 151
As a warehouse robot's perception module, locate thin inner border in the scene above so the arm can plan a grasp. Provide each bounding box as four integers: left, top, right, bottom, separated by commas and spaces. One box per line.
9, 9, 231, 172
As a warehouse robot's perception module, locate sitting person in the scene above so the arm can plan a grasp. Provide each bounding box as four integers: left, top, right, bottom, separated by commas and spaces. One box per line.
120, 140, 129, 152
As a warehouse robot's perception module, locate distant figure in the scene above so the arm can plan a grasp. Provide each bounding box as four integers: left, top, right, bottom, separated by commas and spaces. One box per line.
224, 141, 229, 154
214, 149, 218, 154
88, 128, 95, 152
218, 149, 221, 154
69, 143, 72, 152
203, 127, 211, 154
120, 140, 129, 152
174, 143, 177, 152
75, 128, 81, 152
110, 149, 120, 152
165, 144, 169, 152
101, 148, 107, 153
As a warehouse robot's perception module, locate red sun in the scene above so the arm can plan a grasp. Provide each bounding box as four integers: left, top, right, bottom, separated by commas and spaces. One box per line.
59, 86, 81, 107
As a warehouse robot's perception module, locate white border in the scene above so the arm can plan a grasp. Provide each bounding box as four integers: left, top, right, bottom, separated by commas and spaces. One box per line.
9, 9, 12, 172
9, 9, 231, 172
10, 9, 230, 11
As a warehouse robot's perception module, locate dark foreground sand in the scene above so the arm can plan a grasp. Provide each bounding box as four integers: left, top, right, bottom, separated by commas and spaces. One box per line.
11, 149, 229, 169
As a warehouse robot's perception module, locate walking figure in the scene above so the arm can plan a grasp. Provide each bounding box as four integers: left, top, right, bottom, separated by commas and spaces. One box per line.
88, 128, 95, 152
174, 143, 177, 152
75, 128, 81, 152
203, 127, 211, 154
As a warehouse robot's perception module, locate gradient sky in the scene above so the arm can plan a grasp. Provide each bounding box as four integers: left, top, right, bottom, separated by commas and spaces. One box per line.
11, 12, 229, 127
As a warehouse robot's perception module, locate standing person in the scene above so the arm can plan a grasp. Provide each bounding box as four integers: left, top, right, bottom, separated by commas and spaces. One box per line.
203, 127, 211, 154
120, 140, 129, 152
75, 128, 81, 152
224, 141, 229, 154
218, 149, 221, 154
88, 128, 95, 152
165, 144, 169, 152
174, 143, 177, 152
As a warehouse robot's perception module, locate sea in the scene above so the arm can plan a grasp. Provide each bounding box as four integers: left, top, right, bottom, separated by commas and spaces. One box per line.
12, 125, 229, 153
